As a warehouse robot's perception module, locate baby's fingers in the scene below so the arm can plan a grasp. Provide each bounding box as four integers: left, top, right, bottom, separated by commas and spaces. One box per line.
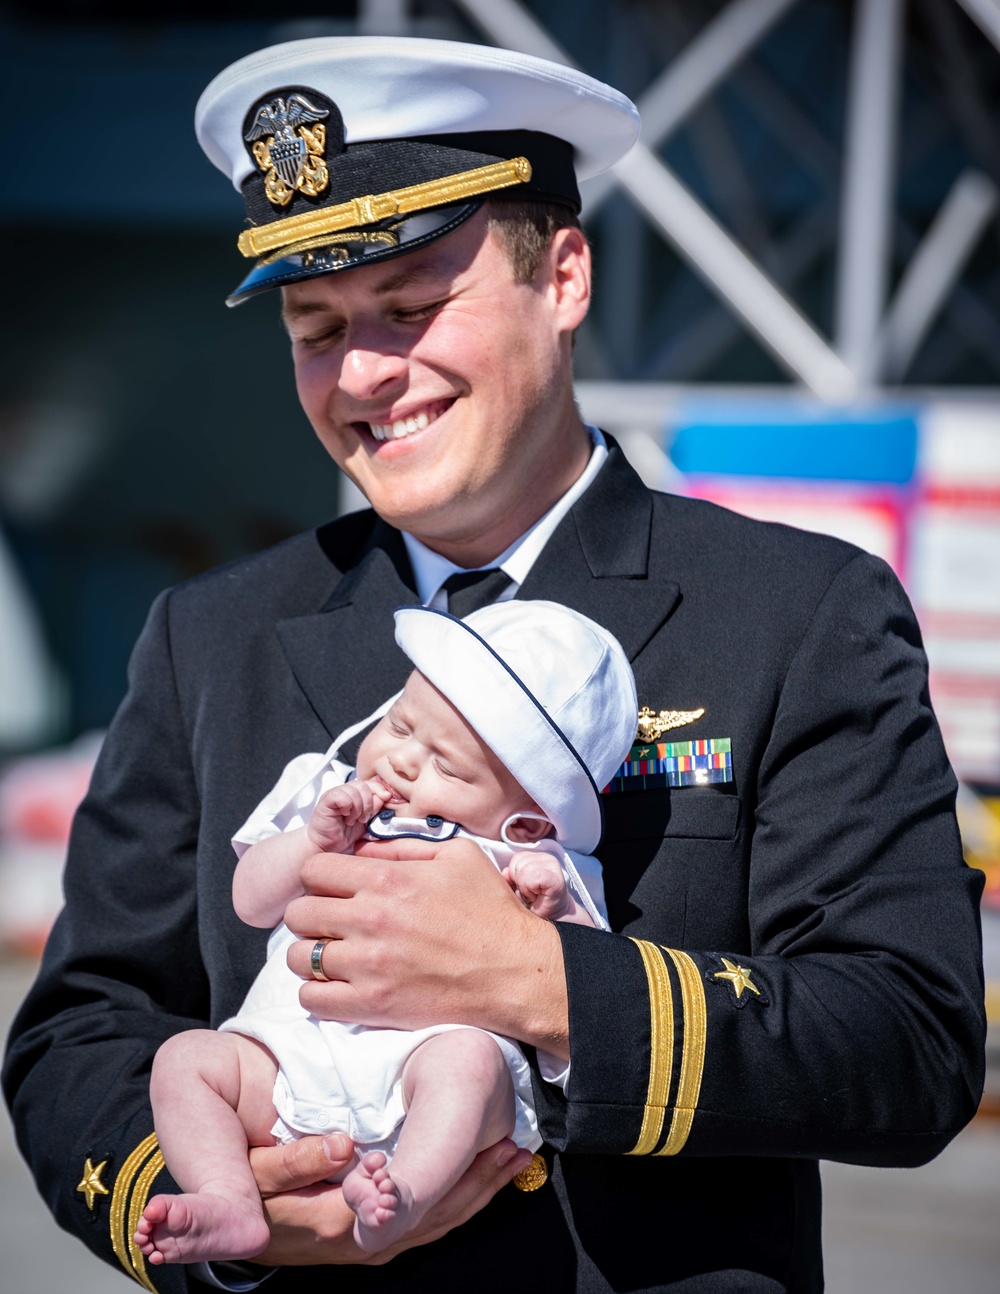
359, 778, 393, 814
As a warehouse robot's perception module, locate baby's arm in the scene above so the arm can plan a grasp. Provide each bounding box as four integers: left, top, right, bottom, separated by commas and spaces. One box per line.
233, 779, 390, 927
503, 853, 595, 927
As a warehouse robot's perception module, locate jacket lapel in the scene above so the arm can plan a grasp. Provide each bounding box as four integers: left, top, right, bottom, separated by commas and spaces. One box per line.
276, 521, 419, 742
276, 443, 679, 739
519, 442, 680, 661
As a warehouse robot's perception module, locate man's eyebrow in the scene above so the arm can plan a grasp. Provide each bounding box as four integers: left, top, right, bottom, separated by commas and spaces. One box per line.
369, 263, 449, 296
281, 263, 451, 327
281, 300, 330, 326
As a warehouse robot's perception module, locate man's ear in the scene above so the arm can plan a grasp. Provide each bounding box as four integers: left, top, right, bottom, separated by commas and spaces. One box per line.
505, 814, 554, 844
546, 225, 591, 334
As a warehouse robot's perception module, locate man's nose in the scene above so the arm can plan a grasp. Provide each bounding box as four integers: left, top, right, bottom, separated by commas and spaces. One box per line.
339, 326, 408, 402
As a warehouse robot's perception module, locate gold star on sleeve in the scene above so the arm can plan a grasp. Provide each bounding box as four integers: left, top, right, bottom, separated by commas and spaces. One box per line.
76, 1157, 110, 1210
713, 957, 760, 1000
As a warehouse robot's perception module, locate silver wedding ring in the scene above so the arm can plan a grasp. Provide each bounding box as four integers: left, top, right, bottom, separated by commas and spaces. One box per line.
310, 938, 332, 982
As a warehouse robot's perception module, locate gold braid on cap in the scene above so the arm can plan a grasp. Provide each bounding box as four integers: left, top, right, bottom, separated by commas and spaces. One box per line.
238, 156, 532, 259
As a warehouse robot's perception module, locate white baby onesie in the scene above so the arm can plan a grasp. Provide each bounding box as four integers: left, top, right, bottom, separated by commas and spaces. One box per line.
221, 744, 609, 1159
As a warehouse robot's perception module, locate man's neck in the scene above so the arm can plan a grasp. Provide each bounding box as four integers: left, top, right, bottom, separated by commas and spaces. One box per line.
402, 427, 608, 606
409, 417, 593, 568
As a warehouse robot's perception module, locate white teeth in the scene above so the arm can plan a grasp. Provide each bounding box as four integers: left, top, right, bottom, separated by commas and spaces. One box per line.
369, 407, 438, 442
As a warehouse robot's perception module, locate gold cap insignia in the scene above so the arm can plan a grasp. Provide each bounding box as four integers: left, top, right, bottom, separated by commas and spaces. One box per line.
245, 92, 330, 207
512, 1151, 548, 1192
76, 1157, 109, 1210
636, 706, 705, 742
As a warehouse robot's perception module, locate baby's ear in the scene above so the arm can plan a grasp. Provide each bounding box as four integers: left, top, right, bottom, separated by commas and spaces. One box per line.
505, 815, 553, 844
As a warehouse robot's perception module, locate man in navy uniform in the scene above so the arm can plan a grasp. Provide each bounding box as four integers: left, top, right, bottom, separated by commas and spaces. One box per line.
3, 36, 986, 1294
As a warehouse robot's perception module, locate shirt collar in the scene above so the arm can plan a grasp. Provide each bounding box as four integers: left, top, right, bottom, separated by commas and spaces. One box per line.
402, 427, 608, 608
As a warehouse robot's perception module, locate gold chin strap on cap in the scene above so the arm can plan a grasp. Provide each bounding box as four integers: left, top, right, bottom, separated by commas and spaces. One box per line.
237, 156, 533, 259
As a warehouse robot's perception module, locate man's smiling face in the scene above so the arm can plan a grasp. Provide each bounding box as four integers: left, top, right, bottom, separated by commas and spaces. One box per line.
282, 207, 592, 566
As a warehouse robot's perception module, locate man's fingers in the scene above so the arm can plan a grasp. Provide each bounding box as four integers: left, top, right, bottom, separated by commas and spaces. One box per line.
285, 928, 348, 986
249, 1133, 354, 1197
420, 1141, 534, 1234
352, 837, 440, 862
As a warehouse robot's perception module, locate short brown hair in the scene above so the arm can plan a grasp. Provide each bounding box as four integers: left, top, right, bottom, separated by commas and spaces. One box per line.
485, 199, 584, 283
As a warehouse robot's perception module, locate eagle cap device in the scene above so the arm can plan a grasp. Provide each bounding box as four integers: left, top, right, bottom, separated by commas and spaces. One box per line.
195, 36, 639, 304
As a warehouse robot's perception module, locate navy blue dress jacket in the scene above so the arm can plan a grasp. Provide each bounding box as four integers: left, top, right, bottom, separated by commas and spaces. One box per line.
3, 443, 985, 1292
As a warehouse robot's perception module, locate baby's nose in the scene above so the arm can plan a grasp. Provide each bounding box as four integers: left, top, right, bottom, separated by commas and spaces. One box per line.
389, 746, 419, 778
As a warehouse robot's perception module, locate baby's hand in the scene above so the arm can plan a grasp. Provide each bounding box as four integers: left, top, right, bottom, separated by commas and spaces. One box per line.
504, 852, 574, 920
308, 780, 392, 853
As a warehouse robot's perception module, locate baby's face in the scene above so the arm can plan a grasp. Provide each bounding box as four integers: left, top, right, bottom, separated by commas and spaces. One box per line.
355, 669, 534, 838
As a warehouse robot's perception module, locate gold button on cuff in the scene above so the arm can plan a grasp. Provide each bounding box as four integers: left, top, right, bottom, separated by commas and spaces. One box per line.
513, 1152, 548, 1192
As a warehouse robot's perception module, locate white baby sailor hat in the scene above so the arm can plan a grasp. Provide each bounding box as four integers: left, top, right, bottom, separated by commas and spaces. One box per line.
195, 36, 639, 305
393, 600, 638, 855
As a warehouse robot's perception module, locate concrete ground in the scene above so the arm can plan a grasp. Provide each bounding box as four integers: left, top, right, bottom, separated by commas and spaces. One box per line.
2, 933, 999, 1294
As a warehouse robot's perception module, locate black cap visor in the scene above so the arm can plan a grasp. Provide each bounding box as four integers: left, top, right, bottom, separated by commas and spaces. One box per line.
227, 200, 483, 306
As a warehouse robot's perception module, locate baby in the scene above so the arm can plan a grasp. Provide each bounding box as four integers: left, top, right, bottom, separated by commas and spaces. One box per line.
135, 600, 637, 1265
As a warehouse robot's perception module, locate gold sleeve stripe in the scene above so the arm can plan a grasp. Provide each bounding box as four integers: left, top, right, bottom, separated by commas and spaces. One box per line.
237, 156, 532, 258
626, 938, 674, 1155
126, 1149, 167, 1293
657, 948, 708, 1156
108, 1132, 161, 1291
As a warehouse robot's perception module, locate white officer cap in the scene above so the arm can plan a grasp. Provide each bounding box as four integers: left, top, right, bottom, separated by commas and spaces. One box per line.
394, 600, 637, 854
195, 36, 639, 305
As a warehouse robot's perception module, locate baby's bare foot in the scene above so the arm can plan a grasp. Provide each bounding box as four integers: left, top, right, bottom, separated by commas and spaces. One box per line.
342, 1151, 418, 1253
134, 1191, 269, 1265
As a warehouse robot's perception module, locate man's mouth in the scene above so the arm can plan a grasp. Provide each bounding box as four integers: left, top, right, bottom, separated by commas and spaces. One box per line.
367, 398, 453, 443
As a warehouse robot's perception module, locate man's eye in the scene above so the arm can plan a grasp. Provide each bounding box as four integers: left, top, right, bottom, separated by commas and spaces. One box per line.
291, 328, 344, 354
396, 300, 444, 322
294, 326, 343, 348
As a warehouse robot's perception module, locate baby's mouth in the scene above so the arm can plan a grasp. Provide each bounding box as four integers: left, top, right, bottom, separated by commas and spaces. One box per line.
366, 398, 454, 442
373, 773, 407, 805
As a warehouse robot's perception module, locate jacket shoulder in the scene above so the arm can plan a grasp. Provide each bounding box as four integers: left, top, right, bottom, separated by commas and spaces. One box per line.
653, 489, 861, 558
650, 490, 869, 585
161, 508, 380, 621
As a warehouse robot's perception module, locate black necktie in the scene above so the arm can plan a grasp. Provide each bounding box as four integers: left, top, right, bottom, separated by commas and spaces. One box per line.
441, 568, 514, 618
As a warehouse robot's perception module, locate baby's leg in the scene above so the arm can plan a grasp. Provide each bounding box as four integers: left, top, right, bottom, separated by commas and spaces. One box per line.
135, 1029, 278, 1265
342, 1029, 515, 1253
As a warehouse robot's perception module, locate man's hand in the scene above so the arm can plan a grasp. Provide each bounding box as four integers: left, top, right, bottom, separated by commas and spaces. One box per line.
283, 836, 570, 1057
249, 1133, 532, 1266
